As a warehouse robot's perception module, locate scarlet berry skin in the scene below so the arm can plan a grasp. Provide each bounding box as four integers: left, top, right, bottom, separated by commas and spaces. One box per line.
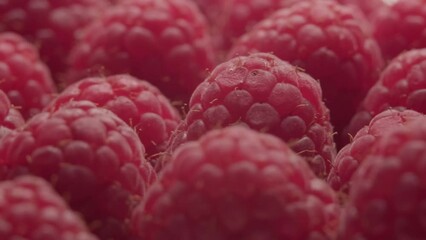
228, 0, 384, 135
66, 0, 216, 103
133, 126, 340, 240
338, 118, 426, 240
0, 0, 110, 82
0, 101, 156, 240
164, 53, 335, 178
0, 89, 24, 138
46, 74, 181, 159
372, 0, 426, 61
0, 32, 57, 119
344, 48, 426, 141
0, 176, 98, 240
328, 109, 424, 195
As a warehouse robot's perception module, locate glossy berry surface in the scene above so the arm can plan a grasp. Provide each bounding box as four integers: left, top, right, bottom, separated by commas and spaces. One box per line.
0, 101, 156, 240
338, 117, 426, 240
0, 176, 98, 240
46, 74, 181, 159
66, 0, 216, 103
229, 0, 384, 134
133, 126, 340, 240
328, 109, 424, 195
0, 32, 56, 119
165, 53, 335, 178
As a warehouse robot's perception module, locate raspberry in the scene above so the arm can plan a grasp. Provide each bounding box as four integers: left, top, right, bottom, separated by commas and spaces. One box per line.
328, 109, 424, 195
162, 53, 335, 178
344, 48, 426, 141
0, 32, 57, 119
0, 101, 156, 240
132, 126, 340, 240
46, 74, 181, 160
0, 0, 110, 83
372, 0, 426, 61
66, 0, 216, 103
228, 0, 384, 135
0, 176, 98, 240
0, 89, 24, 138
338, 118, 426, 240
192, 0, 307, 56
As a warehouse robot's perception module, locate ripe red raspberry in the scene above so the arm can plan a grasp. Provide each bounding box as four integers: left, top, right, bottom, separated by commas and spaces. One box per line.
338, 118, 426, 240
229, 0, 384, 135
0, 89, 24, 138
133, 126, 340, 240
0, 101, 156, 240
328, 109, 424, 195
162, 53, 335, 178
0, 0, 110, 83
46, 74, 181, 160
0, 32, 56, 119
372, 0, 426, 60
0, 176, 98, 240
192, 0, 307, 56
66, 0, 216, 103
344, 48, 426, 142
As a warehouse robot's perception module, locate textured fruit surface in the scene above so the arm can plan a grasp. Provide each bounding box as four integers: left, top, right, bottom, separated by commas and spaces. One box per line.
338, 118, 426, 240
66, 0, 216, 103
0, 176, 98, 240
133, 126, 340, 240
372, 0, 426, 60
0, 89, 24, 138
0, 0, 110, 82
0, 32, 56, 119
46, 74, 181, 159
0, 101, 156, 240
192, 0, 307, 56
229, 0, 384, 134
163, 53, 335, 178
344, 48, 426, 140
328, 109, 424, 195
336, 0, 386, 18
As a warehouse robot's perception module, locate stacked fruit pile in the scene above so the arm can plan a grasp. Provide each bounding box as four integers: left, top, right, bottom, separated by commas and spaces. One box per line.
0, 0, 425, 240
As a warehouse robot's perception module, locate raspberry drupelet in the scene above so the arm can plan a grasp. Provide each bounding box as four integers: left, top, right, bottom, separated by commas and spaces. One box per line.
133, 126, 340, 240
161, 53, 335, 178
46, 74, 181, 160
0, 32, 56, 119
66, 0, 216, 104
0, 101, 156, 240
0, 0, 110, 83
0, 89, 24, 138
229, 0, 384, 135
338, 117, 426, 240
0, 176, 99, 240
328, 109, 425, 196
344, 48, 426, 141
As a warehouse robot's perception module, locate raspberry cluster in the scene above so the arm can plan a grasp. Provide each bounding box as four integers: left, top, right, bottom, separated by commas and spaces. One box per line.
0, 1, 424, 239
